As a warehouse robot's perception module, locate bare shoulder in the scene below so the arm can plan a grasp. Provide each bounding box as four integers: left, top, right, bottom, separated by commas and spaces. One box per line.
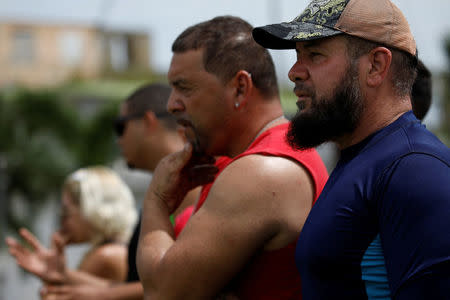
79, 243, 128, 281
208, 154, 313, 209
201, 154, 314, 249
235, 154, 313, 188
90, 243, 128, 260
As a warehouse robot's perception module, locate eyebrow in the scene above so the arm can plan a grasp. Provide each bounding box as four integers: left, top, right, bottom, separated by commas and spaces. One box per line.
170, 79, 187, 87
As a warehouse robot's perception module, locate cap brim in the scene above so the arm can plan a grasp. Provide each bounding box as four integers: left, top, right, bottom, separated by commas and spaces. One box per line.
253, 21, 343, 49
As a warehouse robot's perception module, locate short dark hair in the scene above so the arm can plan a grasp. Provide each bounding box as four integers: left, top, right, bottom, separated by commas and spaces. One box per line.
125, 83, 177, 130
411, 59, 432, 121
172, 16, 279, 99
344, 35, 417, 97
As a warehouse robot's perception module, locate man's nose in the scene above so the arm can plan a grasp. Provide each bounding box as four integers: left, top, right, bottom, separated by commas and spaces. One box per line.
288, 60, 309, 83
167, 90, 185, 114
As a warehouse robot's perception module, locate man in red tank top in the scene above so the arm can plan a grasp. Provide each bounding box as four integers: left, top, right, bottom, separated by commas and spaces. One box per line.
137, 16, 329, 299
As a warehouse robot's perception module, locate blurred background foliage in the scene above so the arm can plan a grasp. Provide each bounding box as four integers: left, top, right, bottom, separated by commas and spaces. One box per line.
439, 37, 450, 146
0, 79, 148, 242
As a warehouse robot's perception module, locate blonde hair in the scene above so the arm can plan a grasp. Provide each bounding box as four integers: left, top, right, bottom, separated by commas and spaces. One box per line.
63, 166, 137, 245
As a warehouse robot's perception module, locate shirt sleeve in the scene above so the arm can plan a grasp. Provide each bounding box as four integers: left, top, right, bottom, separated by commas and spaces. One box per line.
375, 153, 450, 298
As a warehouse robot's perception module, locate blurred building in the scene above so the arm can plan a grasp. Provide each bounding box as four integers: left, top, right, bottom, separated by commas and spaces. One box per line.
0, 21, 150, 87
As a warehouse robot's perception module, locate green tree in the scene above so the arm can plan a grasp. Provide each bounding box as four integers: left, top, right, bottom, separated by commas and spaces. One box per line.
0, 88, 120, 243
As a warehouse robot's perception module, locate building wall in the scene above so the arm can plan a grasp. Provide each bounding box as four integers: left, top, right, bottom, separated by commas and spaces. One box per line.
128, 33, 150, 69
0, 23, 104, 87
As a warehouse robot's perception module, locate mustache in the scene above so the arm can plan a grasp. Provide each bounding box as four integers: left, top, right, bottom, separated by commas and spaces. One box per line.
293, 83, 315, 96
293, 83, 315, 111
176, 118, 194, 127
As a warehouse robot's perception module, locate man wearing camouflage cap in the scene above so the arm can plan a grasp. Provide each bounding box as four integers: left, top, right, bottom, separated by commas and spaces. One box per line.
254, 0, 450, 299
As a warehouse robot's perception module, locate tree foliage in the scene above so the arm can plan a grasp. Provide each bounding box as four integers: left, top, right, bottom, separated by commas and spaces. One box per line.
0, 88, 120, 240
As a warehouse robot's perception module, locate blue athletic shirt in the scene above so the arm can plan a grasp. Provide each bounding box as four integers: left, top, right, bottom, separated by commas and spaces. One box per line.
295, 111, 450, 299
361, 234, 390, 299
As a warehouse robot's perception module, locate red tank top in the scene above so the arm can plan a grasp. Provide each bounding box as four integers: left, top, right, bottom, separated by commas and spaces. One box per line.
177, 123, 328, 299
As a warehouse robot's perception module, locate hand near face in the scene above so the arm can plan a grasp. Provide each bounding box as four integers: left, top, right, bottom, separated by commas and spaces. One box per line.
150, 142, 218, 214
6, 228, 67, 284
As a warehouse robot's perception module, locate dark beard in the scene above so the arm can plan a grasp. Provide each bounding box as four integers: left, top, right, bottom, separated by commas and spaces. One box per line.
287, 62, 364, 150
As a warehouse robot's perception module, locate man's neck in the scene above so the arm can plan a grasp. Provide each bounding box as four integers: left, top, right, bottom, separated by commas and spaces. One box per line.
335, 96, 412, 150
227, 104, 286, 157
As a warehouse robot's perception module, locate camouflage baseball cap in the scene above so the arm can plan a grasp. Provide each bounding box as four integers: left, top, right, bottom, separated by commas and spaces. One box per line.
253, 0, 416, 56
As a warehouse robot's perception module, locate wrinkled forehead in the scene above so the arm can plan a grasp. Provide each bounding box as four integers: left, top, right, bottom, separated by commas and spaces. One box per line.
168, 53, 215, 91
169, 50, 205, 75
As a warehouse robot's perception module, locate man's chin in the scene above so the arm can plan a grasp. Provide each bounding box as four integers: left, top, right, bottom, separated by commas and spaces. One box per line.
287, 114, 331, 150
183, 128, 202, 154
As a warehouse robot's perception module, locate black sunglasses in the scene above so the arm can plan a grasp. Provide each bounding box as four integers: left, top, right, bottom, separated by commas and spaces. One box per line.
114, 113, 145, 137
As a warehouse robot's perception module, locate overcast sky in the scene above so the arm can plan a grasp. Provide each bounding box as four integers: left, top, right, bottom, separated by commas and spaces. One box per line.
1, 0, 450, 83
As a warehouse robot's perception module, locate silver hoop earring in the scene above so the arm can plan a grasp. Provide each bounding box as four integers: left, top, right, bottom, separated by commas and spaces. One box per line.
235, 102, 240, 108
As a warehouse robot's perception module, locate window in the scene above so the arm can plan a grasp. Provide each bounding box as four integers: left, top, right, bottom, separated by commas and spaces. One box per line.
109, 35, 129, 71
11, 30, 35, 64
59, 31, 83, 66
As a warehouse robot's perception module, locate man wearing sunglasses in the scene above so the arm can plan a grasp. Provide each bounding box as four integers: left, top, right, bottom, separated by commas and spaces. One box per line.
40, 83, 198, 300
115, 84, 184, 172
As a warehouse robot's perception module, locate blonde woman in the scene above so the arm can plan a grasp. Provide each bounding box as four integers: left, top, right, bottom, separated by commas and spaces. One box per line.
6, 166, 137, 283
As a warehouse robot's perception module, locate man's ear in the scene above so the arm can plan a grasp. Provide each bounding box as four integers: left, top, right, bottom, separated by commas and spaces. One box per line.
143, 111, 158, 132
365, 47, 392, 88
231, 70, 253, 109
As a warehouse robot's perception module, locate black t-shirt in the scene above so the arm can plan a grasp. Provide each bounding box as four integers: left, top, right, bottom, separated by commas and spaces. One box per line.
126, 215, 141, 282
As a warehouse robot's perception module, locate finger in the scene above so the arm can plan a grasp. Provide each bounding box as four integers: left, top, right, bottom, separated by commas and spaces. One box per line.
179, 142, 194, 164
45, 285, 70, 294
6, 237, 31, 258
7, 247, 36, 273
42, 293, 70, 300
51, 232, 65, 254
7, 243, 22, 259
40, 285, 53, 300
8, 248, 33, 268
7, 244, 25, 258
19, 228, 44, 251
5, 236, 19, 248
160, 143, 193, 173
